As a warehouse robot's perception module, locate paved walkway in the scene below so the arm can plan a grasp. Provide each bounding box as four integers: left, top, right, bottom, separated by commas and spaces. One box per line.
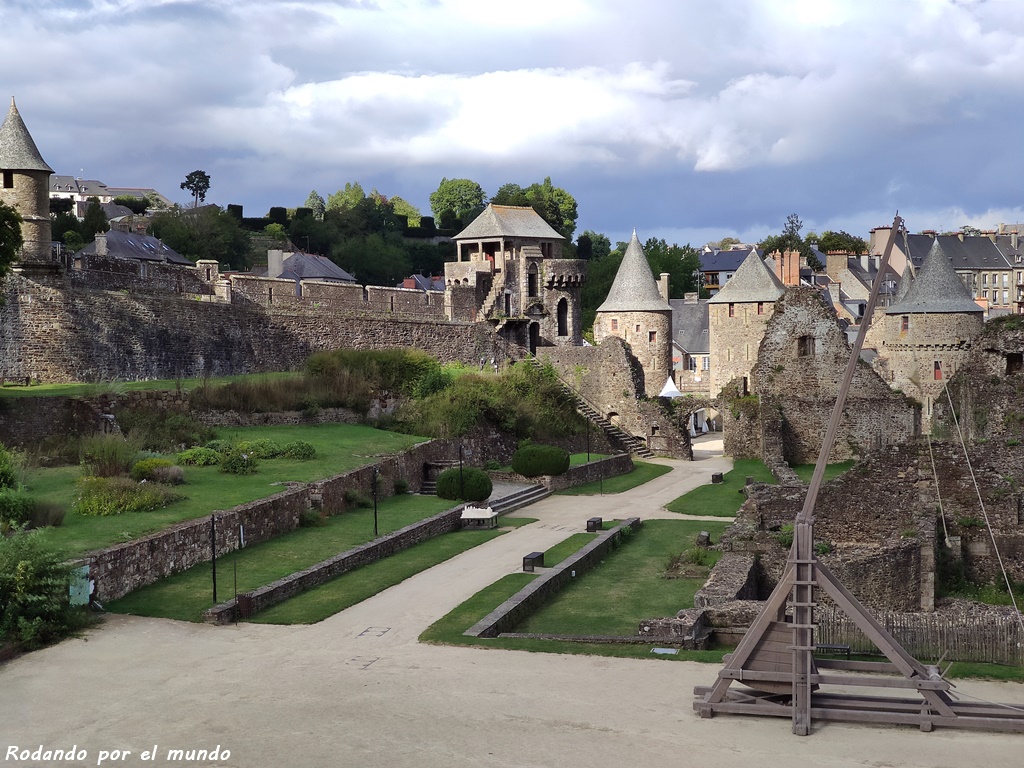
2, 439, 1022, 767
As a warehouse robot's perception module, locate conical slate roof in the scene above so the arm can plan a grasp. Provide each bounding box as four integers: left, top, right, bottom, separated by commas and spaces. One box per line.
596, 230, 672, 313
454, 204, 563, 240
886, 240, 981, 315
890, 263, 915, 306
707, 248, 785, 303
0, 98, 52, 173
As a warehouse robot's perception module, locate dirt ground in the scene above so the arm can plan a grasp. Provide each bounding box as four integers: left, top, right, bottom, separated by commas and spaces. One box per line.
2, 439, 1022, 767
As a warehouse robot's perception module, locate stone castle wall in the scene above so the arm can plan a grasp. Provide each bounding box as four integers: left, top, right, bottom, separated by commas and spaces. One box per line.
0, 270, 513, 382
708, 299, 778, 397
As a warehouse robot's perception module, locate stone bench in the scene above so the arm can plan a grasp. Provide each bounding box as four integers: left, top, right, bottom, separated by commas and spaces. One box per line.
815, 642, 851, 660
523, 551, 544, 572
586, 517, 603, 532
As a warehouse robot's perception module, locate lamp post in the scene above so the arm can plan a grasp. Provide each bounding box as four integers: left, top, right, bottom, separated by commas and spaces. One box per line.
586, 418, 591, 463
210, 514, 217, 604
372, 466, 379, 537
458, 444, 464, 499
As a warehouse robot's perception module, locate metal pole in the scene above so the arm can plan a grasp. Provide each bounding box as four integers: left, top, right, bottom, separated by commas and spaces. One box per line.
586, 419, 591, 463
372, 466, 379, 537
210, 514, 217, 604
459, 444, 464, 499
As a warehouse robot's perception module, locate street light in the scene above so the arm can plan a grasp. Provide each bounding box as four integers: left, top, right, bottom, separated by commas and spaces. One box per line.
458, 444, 464, 499
372, 466, 379, 537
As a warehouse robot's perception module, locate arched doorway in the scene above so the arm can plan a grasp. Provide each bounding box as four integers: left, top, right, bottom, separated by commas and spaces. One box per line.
557, 298, 568, 336
529, 322, 540, 355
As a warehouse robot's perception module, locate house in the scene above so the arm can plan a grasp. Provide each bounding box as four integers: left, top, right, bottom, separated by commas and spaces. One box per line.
74, 229, 193, 267
261, 250, 356, 284
699, 248, 752, 296
669, 294, 710, 394
400, 274, 445, 291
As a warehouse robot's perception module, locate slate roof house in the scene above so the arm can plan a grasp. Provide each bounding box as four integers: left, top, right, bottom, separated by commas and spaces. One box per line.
669, 295, 710, 394
75, 229, 194, 267
260, 250, 356, 283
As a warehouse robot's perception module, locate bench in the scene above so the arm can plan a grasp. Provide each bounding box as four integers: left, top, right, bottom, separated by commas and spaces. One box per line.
522, 552, 544, 572
814, 643, 851, 660
586, 517, 603, 532
711, 472, 723, 484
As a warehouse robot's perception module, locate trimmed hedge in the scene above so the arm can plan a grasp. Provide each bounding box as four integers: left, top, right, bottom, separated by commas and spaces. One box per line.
510, 444, 570, 478
436, 467, 492, 503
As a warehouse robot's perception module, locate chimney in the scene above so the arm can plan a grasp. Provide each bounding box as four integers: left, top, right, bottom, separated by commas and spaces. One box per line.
95, 232, 108, 257
860, 253, 870, 272
659, 272, 670, 303
1013, 232, 1019, 251
683, 292, 698, 304
923, 230, 937, 238
267, 249, 284, 279
869, 226, 890, 255
982, 229, 997, 243
957, 231, 965, 242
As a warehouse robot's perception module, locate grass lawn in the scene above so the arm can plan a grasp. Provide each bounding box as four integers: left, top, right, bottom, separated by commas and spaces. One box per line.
252, 527, 507, 624
568, 452, 609, 467
106, 493, 455, 622
516, 519, 730, 635
0, 372, 301, 399
663, 458, 774, 517
792, 460, 856, 484
419, 572, 727, 663
542, 532, 598, 566
23, 423, 429, 555
555, 460, 671, 496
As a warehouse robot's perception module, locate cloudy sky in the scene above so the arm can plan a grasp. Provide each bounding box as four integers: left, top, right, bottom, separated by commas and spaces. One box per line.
3, 0, 1023, 247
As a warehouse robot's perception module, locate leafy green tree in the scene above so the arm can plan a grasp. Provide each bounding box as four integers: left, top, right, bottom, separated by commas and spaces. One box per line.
524, 177, 577, 240
327, 182, 365, 212
577, 230, 610, 262
491, 183, 529, 206
113, 195, 149, 215
759, 213, 823, 271
331, 232, 412, 286
180, 170, 211, 208
304, 190, 326, 220
62, 230, 85, 254
429, 178, 486, 222
149, 205, 251, 270
49, 197, 75, 216
0, 202, 24, 277
81, 198, 109, 241
390, 196, 421, 228
50, 211, 80, 251
263, 222, 288, 242
817, 230, 868, 255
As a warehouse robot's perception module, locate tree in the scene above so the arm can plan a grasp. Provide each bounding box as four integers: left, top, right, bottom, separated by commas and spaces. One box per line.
707, 236, 741, 251
149, 205, 251, 270
428, 178, 486, 222
49, 197, 74, 216
331, 232, 411, 287
304, 190, 326, 221
180, 170, 211, 208
759, 213, 823, 271
113, 195, 149, 215
0, 201, 24, 278
524, 177, 577, 240
576, 230, 610, 261
817, 230, 868, 255
81, 198, 109, 241
326, 182, 365, 212
263, 222, 288, 242
491, 183, 529, 207
390, 196, 421, 228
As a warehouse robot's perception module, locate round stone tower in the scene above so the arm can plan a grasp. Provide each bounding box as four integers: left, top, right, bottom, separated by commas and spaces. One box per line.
593, 230, 672, 397
0, 98, 53, 263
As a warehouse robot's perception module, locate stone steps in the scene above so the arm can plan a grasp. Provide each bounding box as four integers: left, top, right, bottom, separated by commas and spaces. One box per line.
490, 484, 551, 515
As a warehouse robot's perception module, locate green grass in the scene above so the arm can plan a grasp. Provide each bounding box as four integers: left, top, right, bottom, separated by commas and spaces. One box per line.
0, 372, 301, 399
568, 452, 609, 467
792, 460, 856, 483
21, 423, 429, 555
543, 533, 597, 566
663, 458, 775, 517
517, 519, 729, 635
555, 460, 671, 496
419, 572, 727, 662
106, 493, 456, 622
252, 527, 508, 624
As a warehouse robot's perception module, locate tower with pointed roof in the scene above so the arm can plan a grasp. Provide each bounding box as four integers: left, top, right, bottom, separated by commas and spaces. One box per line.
444, 204, 585, 351
706, 248, 785, 397
0, 98, 52, 263
593, 231, 673, 397
879, 239, 984, 427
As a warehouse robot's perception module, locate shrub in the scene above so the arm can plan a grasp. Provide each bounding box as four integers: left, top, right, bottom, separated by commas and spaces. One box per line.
115, 409, 215, 452
235, 439, 283, 459
0, 489, 35, 528
510, 444, 570, 478
177, 447, 222, 466
204, 439, 233, 454
282, 441, 316, 460
0, 531, 87, 649
220, 450, 259, 475
484, 459, 501, 471
343, 489, 373, 509
131, 457, 174, 481
299, 509, 328, 527
73, 476, 183, 516
0, 444, 18, 489
29, 500, 65, 529
80, 434, 137, 477
393, 478, 409, 495
436, 467, 492, 502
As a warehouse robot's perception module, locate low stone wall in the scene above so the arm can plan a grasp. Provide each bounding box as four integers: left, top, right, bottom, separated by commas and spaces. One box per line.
488, 453, 633, 491
0, 395, 102, 449
465, 517, 642, 638
203, 505, 466, 624
86, 439, 449, 601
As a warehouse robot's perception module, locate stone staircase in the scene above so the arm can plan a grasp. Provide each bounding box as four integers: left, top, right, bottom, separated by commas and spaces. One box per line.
478, 271, 507, 320
489, 484, 551, 515
529, 358, 655, 459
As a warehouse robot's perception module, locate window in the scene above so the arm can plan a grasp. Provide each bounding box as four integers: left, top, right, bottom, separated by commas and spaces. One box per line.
1007, 353, 1023, 375
527, 264, 538, 297
901, 316, 909, 333
610, 318, 618, 332
649, 330, 657, 343
635, 324, 641, 333
1003, 290, 1009, 305
797, 335, 815, 357
983, 274, 988, 286
757, 302, 764, 315
557, 298, 568, 336
728, 303, 735, 318
688, 357, 697, 372
2, 171, 12, 189
702, 357, 710, 371
934, 360, 942, 380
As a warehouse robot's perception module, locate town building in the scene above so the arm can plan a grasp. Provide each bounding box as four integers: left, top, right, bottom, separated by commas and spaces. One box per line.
0, 98, 52, 263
